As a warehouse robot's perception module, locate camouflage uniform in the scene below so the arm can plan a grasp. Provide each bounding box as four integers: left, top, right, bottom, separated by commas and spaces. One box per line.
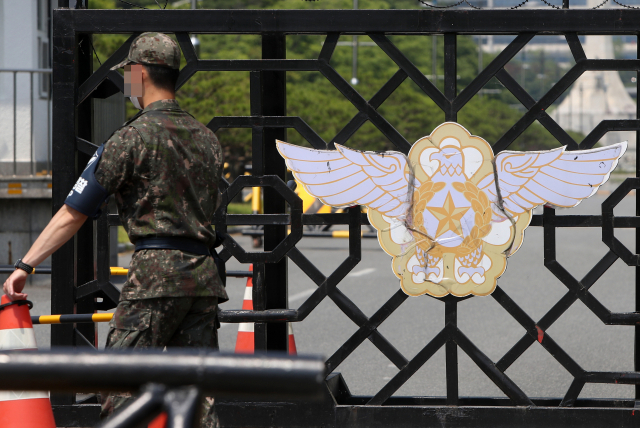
94, 33, 227, 427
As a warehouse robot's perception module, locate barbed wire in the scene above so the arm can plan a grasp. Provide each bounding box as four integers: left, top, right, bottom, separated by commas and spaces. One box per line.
539, 0, 562, 8
611, 0, 640, 8
117, 0, 148, 8
509, 0, 530, 9
90, 38, 102, 66
463, 0, 483, 9
117, 0, 169, 9
418, 0, 640, 9
418, 0, 468, 9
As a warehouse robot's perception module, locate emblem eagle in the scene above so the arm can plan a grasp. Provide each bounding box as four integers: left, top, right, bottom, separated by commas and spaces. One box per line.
276, 122, 626, 297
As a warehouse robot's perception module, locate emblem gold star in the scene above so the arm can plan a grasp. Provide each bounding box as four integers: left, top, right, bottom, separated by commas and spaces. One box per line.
426, 192, 468, 238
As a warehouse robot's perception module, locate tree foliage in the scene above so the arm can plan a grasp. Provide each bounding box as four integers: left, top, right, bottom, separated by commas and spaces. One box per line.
90, 0, 573, 171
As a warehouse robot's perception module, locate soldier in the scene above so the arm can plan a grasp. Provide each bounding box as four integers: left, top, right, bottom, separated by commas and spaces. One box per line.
3, 32, 227, 427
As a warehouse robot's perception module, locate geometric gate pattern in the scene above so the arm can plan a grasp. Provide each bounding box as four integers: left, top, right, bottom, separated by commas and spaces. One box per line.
52, 7, 640, 427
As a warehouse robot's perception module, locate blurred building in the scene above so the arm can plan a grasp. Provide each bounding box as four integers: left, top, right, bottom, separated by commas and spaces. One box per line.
0, 0, 53, 178
550, 33, 637, 169
427, 0, 638, 169
0, 0, 123, 277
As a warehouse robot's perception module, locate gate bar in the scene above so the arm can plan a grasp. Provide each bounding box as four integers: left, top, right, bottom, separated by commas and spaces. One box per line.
0, 350, 325, 400
636, 38, 640, 401
55, 9, 640, 34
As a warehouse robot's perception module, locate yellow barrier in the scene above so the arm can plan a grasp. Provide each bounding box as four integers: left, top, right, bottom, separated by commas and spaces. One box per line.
92, 313, 114, 323
252, 186, 262, 213
331, 231, 364, 238
36, 315, 61, 324
32, 313, 114, 325
110, 267, 128, 275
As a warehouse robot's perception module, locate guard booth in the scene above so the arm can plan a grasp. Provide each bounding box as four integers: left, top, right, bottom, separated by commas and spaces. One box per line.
51, 4, 640, 427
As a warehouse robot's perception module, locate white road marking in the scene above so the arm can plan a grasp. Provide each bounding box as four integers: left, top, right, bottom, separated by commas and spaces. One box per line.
289, 289, 316, 303
347, 268, 376, 277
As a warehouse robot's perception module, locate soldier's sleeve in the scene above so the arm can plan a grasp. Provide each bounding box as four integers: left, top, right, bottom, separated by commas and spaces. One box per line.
64, 144, 109, 218
94, 126, 143, 195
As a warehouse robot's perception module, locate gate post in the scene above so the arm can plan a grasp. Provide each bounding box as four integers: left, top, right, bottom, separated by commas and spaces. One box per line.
444, 33, 457, 122
50, 22, 77, 406
261, 34, 289, 352
443, 32, 459, 406
75, 32, 97, 349
633, 40, 640, 406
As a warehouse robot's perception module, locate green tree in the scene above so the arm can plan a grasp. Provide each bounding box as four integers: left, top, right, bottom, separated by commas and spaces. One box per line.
88, 0, 570, 170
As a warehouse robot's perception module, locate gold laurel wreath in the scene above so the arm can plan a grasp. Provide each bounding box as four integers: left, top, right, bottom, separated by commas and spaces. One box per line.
452, 181, 492, 257
410, 180, 492, 260
411, 181, 445, 254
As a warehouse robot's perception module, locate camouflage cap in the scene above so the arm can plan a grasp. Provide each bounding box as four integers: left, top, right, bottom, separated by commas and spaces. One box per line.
111, 32, 181, 70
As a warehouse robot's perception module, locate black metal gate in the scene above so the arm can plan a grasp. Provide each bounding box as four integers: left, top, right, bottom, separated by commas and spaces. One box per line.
52, 5, 640, 427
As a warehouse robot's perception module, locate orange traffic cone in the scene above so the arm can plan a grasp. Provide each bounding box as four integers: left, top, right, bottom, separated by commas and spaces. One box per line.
0, 295, 56, 428
288, 323, 297, 355
234, 266, 298, 355
148, 412, 168, 428
235, 265, 254, 354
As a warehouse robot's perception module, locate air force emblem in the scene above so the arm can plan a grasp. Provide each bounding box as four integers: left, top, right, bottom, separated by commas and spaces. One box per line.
276, 122, 626, 298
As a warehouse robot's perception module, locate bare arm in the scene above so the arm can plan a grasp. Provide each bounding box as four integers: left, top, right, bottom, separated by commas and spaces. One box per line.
3, 205, 88, 301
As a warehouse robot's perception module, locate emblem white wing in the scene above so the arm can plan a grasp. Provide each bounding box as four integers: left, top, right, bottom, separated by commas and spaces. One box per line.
276, 140, 414, 218
477, 142, 627, 220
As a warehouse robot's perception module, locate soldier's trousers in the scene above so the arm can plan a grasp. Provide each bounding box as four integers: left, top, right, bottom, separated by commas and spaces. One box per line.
100, 296, 220, 428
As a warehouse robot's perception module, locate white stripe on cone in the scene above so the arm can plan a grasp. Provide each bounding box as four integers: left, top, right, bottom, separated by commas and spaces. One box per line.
0, 295, 56, 428
235, 266, 298, 355
0, 328, 37, 350
0, 328, 43, 401
0, 391, 48, 402
238, 323, 254, 333
235, 266, 255, 353
243, 286, 252, 300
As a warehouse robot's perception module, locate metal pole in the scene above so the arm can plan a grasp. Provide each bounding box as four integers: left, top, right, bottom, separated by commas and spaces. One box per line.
13, 71, 16, 175
97, 383, 165, 428
30, 71, 34, 175
632, 33, 640, 403
261, 34, 288, 352
444, 33, 456, 121
47, 77, 51, 175
0, 350, 326, 400
351, 0, 358, 86
443, 33, 458, 405
580, 83, 583, 133
75, 32, 98, 348
351, 35, 358, 85
432, 36, 437, 86
50, 20, 77, 406
478, 36, 482, 75
478, 36, 483, 96
249, 70, 266, 349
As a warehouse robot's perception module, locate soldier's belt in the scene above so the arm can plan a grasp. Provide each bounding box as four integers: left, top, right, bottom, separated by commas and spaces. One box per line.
135, 237, 210, 256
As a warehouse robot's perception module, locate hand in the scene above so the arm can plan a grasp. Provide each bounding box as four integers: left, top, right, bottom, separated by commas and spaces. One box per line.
3, 269, 29, 301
